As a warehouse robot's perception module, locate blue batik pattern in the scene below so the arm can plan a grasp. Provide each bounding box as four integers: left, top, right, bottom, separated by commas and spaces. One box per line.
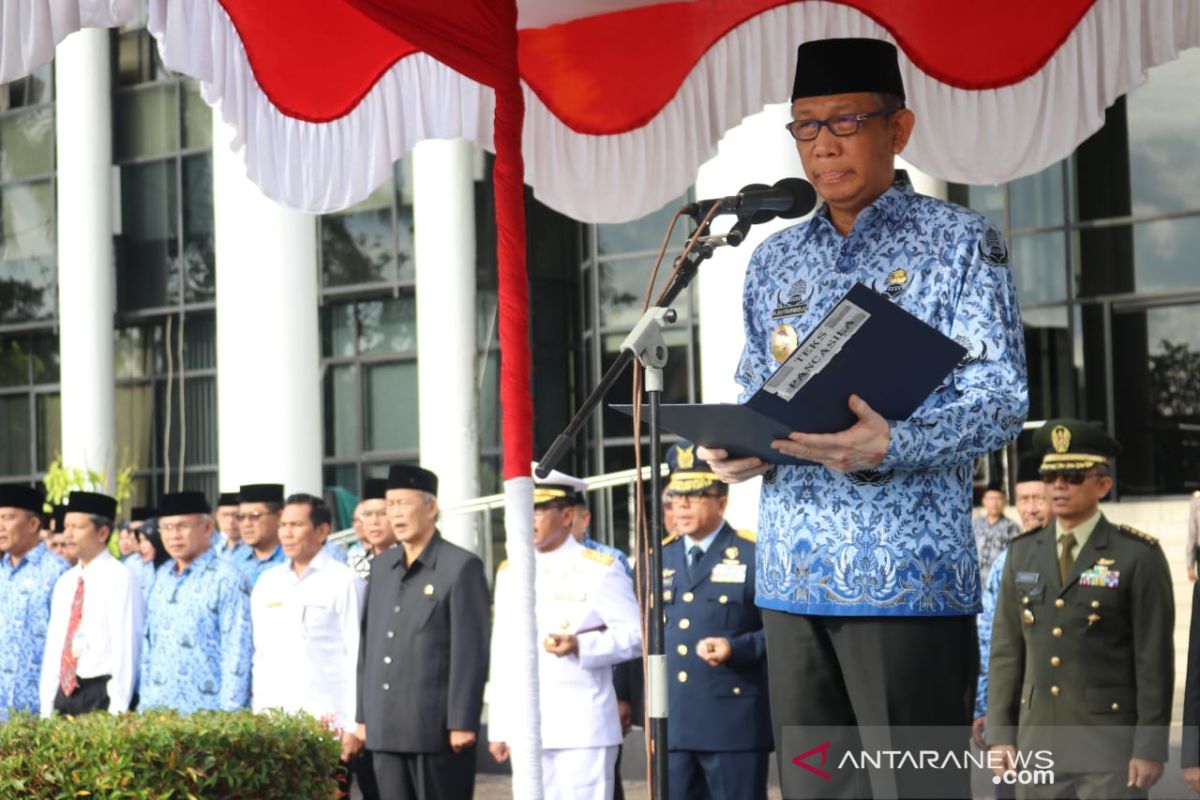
229, 542, 285, 588
0, 543, 68, 719
738, 172, 1027, 617
140, 548, 253, 712
975, 546, 1007, 718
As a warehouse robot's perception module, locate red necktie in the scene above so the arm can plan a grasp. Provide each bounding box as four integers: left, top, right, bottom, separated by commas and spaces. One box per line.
59, 577, 84, 696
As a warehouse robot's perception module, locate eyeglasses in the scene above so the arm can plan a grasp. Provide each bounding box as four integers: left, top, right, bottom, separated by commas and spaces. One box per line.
236, 511, 276, 522
160, 520, 201, 534
1041, 471, 1102, 486
785, 107, 901, 142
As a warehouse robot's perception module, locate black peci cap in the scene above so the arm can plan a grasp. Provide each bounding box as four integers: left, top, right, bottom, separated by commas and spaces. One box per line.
387, 465, 438, 497
792, 38, 905, 103
159, 491, 212, 516
64, 491, 118, 520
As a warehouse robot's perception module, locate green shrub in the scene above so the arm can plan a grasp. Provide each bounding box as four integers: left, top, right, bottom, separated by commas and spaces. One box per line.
0, 709, 341, 799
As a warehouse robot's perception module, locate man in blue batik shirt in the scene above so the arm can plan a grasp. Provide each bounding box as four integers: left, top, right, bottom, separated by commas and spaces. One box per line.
140, 491, 252, 712
230, 483, 289, 588
0, 484, 69, 720
700, 38, 1027, 799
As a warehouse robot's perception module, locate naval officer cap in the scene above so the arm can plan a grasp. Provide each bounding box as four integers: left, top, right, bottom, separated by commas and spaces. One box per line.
159, 491, 212, 516
1034, 418, 1120, 475
239, 483, 285, 505
531, 464, 585, 507
64, 490, 118, 521
387, 465, 439, 496
362, 478, 388, 501
0, 483, 45, 514
665, 440, 728, 496
792, 38, 905, 102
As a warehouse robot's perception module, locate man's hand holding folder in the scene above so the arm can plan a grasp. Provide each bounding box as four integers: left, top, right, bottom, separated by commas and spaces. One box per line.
699, 393, 890, 480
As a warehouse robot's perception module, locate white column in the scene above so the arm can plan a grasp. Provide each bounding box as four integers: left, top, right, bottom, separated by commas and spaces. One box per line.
412, 139, 480, 552
55, 30, 115, 487
694, 103, 804, 532
213, 118, 321, 495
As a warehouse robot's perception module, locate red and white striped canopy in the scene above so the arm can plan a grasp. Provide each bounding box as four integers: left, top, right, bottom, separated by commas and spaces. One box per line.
5, 0, 1199, 481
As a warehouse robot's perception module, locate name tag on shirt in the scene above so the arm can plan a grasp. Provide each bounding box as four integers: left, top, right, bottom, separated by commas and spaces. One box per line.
711, 563, 747, 584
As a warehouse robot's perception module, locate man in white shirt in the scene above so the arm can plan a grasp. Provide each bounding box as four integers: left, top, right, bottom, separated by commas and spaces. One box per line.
40, 491, 144, 716
488, 478, 643, 800
251, 493, 366, 763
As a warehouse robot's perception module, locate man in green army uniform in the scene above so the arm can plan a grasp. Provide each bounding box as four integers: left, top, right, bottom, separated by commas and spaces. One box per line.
987, 418, 1174, 798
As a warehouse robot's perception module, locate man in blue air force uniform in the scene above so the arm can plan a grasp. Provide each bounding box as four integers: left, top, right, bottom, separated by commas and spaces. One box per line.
698, 37, 1027, 799
662, 442, 772, 800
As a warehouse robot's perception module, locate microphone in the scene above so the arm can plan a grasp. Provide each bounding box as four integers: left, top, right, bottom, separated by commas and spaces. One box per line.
683, 177, 817, 224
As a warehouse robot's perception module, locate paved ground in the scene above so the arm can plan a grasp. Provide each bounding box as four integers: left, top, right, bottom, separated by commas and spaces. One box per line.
475, 774, 785, 799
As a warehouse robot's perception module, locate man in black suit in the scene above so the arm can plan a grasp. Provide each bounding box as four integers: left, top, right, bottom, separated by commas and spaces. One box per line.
356, 465, 491, 800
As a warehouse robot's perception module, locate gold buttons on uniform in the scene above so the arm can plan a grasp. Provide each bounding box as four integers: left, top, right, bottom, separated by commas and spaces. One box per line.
733, 687, 742, 696
1050, 656, 1061, 667
1055, 599, 1065, 609
384, 656, 392, 665
679, 619, 690, 630
1091, 600, 1100, 609
1052, 627, 1063, 638
682, 592, 694, 603
677, 645, 688, 656
678, 671, 688, 683
1022, 609, 1035, 626
1111, 702, 1120, 711
718, 595, 728, 604
1022, 596, 1030, 606
1050, 686, 1060, 697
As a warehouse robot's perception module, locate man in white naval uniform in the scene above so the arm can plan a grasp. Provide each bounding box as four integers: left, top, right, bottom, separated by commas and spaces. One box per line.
488, 479, 643, 800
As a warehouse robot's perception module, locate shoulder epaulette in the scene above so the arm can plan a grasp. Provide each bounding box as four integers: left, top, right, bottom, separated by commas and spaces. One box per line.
1117, 524, 1159, 546
736, 529, 756, 543
581, 548, 616, 566
496, 559, 509, 571
1009, 528, 1038, 542
662, 533, 680, 547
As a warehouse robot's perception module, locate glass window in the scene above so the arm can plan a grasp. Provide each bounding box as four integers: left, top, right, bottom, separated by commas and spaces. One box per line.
31, 334, 59, 383
1132, 217, 1200, 294
1113, 303, 1200, 495
596, 194, 687, 257
1021, 307, 1075, 421
322, 303, 357, 359
364, 362, 418, 452
118, 160, 178, 310
1009, 162, 1064, 230
1010, 232, 1068, 305
0, 336, 30, 387
321, 181, 398, 288
181, 85, 212, 149
479, 350, 500, 449
0, 64, 52, 109
35, 392, 60, 472
0, 107, 54, 180
0, 395, 31, 475
116, 27, 169, 87
598, 256, 693, 330
0, 180, 56, 322
358, 296, 416, 354
181, 153, 214, 303
323, 364, 358, 459
966, 184, 1005, 230
115, 84, 180, 160
1126, 47, 1200, 216
323, 464, 359, 496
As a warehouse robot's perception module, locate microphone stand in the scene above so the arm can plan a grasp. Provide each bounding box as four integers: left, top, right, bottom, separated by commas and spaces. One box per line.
538, 215, 742, 800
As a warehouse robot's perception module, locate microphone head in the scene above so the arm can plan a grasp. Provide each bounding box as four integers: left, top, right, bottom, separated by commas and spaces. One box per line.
735, 184, 776, 224
773, 177, 818, 220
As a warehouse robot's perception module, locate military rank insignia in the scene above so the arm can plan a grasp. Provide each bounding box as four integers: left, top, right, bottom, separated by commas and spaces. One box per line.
1078, 565, 1119, 588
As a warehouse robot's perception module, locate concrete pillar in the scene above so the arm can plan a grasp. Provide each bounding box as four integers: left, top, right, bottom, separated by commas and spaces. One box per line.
694, 103, 807, 532
412, 139, 480, 552
55, 29, 115, 486
213, 118, 321, 495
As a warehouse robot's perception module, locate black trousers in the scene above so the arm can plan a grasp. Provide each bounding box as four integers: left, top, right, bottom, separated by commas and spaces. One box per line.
352, 749, 382, 800
53, 675, 110, 717
372, 748, 475, 800
668, 750, 770, 800
764, 611, 977, 800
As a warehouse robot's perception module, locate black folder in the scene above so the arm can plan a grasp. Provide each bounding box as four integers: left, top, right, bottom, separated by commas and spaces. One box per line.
612, 283, 967, 466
